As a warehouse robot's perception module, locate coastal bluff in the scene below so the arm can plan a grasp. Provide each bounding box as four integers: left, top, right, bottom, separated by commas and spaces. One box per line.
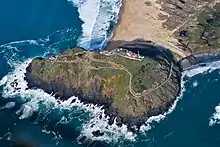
24, 46, 181, 132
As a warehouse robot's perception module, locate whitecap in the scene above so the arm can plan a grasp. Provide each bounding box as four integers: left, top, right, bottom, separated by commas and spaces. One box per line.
0, 76, 8, 86
67, 0, 122, 50
184, 60, 220, 78
140, 59, 220, 132
192, 81, 198, 87
209, 105, 220, 126
0, 102, 16, 110
140, 75, 186, 132
16, 103, 37, 119
0, 59, 135, 143
3, 54, 220, 143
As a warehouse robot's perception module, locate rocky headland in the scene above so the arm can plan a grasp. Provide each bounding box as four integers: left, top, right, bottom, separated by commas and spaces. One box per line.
23, 0, 220, 133
24, 45, 180, 132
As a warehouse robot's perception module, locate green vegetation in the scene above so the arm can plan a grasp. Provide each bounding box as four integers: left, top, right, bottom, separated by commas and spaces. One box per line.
176, 3, 220, 53
27, 48, 180, 119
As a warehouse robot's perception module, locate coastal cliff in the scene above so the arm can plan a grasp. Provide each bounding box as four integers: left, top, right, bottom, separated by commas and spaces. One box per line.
24, 46, 181, 132
23, 0, 220, 133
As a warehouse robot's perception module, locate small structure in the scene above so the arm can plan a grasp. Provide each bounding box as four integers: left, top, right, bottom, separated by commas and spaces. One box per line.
48, 55, 56, 61
126, 52, 131, 57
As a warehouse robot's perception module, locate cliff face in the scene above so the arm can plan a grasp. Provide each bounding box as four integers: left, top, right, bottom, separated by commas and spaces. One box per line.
25, 46, 181, 131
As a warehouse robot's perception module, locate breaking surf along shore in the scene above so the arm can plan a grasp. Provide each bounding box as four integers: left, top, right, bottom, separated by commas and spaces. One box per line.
24, 44, 181, 133
12, 0, 220, 137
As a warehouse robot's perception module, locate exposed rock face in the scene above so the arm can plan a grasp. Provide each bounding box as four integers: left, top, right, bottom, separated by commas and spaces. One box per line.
25, 45, 181, 132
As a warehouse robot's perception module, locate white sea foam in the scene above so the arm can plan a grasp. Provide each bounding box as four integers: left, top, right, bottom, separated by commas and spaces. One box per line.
0, 59, 135, 143
187, 61, 220, 126
192, 81, 198, 87
2, 55, 220, 143
16, 102, 38, 119
208, 61, 220, 126
67, 0, 122, 50
184, 60, 220, 78
78, 105, 136, 143
140, 60, 220, 132
209, 105, 220, 126
0, 102, 16, 110
140, 74, 186, 132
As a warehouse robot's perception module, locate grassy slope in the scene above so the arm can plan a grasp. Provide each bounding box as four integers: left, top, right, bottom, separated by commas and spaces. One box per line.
28, 48, 180, 119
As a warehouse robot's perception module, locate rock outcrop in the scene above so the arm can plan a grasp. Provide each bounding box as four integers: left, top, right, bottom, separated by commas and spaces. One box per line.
24, 44, 181, 132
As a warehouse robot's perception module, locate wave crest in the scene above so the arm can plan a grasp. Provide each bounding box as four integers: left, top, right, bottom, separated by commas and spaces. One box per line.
67, 0, 122, 50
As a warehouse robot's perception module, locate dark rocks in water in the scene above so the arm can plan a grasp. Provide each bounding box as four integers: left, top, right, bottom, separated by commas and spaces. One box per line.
116, 116, 123, 127
92, 130, 104, 137
10, 140, 36, 147
10, 80, 18, 88
71, 98, 76, 103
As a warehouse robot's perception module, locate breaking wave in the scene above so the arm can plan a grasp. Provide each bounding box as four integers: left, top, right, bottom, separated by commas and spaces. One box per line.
2, 32, 220, 144
0, 60, 135, 143
209, 105, 220, 126
140, 59, 220, 132
3, 50, 220, 144
181, 60, 220, 127
67, 0, 122, 50
0, 55, 215, 144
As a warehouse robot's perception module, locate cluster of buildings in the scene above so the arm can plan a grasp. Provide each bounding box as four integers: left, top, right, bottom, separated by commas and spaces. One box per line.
100, 48, 144, 59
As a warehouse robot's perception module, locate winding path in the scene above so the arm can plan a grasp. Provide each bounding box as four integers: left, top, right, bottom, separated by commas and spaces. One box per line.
47, 51, 174, 98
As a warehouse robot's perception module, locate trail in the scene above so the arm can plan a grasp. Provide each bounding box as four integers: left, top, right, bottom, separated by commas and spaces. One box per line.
48, 51, 174, 99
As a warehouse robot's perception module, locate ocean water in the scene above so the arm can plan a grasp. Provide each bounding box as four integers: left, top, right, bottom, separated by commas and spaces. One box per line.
1, 0, 220, 147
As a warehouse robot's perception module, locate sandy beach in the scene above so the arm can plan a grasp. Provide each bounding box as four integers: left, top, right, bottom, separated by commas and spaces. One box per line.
109, 0, 192, 59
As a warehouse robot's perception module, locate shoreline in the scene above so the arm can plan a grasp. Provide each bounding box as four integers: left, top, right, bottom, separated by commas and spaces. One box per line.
179, 50, 220, 70
17, 0, 220, 136
106, 0, 188, 60
110, 0, 220, 70
24, 47, 181, 133
101, 0, 220, 132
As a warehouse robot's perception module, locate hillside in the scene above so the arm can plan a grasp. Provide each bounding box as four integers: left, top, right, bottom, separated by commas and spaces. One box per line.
25, 46, 181, 131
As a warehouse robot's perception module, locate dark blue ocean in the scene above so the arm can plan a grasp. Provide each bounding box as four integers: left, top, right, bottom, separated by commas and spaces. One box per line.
1, 0, 220, 147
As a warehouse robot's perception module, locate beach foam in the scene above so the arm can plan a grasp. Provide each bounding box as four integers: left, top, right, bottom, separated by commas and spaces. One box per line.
183, 60, 220, 127
192, 81, 198, 87
0, 27, 79, 67
0, 59, 135, 143
0, 102, 16, 110
139, 73, 186, 132
209, 105, 220, 126
140, 60, 220, 132
3, 57, 220, 143
2, 57, 218, 143
2, 42, 220, 143
67, 0, 122, 50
